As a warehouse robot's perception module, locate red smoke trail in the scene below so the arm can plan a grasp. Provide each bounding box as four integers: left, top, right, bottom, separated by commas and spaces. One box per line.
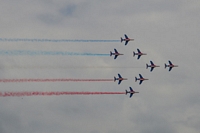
0, 79, 114, 83
0, 91, 126, 97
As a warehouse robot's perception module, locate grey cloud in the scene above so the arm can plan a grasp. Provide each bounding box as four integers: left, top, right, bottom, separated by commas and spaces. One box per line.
59, 4, 77, 17
0, 110, 21, 133
131, 108, 176, 133
0, 0, 200, 133
37, 13, 62, 25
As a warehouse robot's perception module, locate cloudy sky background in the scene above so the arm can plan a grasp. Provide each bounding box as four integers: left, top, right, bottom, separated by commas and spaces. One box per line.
0, 0, 200, 133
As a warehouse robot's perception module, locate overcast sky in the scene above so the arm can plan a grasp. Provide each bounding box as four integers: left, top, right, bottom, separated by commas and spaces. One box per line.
0, 0, 200, 133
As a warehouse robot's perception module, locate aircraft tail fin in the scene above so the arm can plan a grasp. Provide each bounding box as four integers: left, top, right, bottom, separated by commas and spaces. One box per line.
135, 77, 137, 82
110, 51, 112, 56
133, 51, 135, 57
114, 77, 116, 82
165, 63, 167, 68
121, 37, 123, 42
146, 64, 148, 69
125, 90, 128, 95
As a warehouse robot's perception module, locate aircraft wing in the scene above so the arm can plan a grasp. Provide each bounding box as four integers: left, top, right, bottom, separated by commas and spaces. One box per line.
118, 74, 122, 78
169, 60, 173, 65
130, 93, 133, 98
150, 67, 154, 72
129, 87, 133, 92
125, 41, 128, 45
137, 55, 141, 59
137, 49, 141, 53
118, 80, 122, 85
139, 74, 143, 78
124, 34, 129, 39
169, 67, 172, 71
114, 55, 118, 59
114, 49, 118, 53
139, 80, 143, 85
150, 61, 154, 65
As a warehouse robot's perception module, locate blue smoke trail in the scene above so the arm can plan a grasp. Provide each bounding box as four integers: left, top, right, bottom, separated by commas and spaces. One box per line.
0, 50, 109, 56
0, 38, 120, 43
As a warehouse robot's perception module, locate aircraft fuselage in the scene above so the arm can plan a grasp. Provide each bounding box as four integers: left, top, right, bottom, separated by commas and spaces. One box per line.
149, 65, 160, 68
117, 78, 127, 81
127, 92, 139, 94
123, 39, 134, 41
135, 53, 146, 55
137, 78, 148, 81
167, 65, 178, 68
112, 53, 123, 56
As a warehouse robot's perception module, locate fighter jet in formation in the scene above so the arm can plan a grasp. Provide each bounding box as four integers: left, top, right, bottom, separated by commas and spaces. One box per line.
114, 73, 127, 85
133, 48, 147, 59
135, 74, 148, 85
110, 49, 123, 59
126, 87, 139, 98
165, 60, 178, 71
121, 34, 134, 45
146, 61, 160, 72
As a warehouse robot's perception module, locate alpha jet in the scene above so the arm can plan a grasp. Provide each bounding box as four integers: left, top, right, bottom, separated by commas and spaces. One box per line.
135, 74, 148, 85
121, 34, 134, 45
146, 61, 160, 72
133, 48, 147, 59
114, 73, 127, 85
165, 60, 178, 71
110, 48, 123, 59
126, 87, 139, 98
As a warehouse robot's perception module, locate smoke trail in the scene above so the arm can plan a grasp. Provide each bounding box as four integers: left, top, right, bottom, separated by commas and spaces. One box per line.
0, 91, 125, 97
0, 38, 120, 43
0, 66, 144, 69
0, 78, 114, 83
0, 50, 109, 56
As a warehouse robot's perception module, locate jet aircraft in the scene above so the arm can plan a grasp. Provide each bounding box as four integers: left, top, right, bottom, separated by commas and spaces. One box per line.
146, 61, 160, 72
135, 74, 148, 85
165, 60, 178, 71
133, 48, 147, 59
126, 87, 139, 98
114, 73, 127, 85
121, 34, 134, 45
110, 49, 123, 59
